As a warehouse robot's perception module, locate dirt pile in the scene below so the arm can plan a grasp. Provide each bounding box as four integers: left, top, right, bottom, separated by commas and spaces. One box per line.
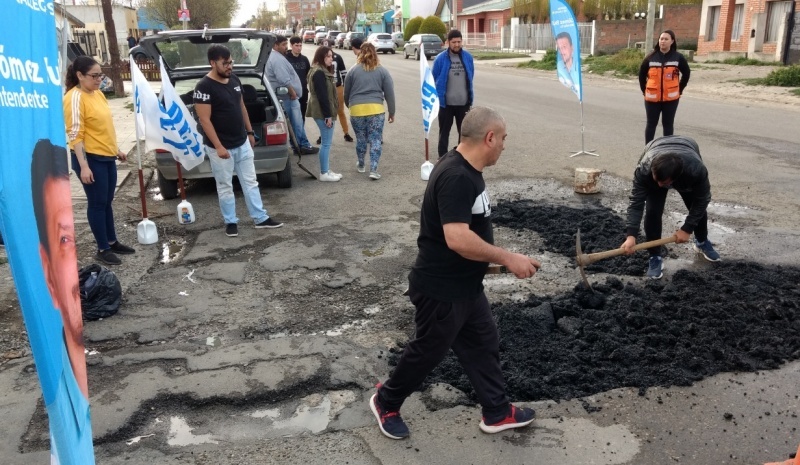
391, 202, 800, 404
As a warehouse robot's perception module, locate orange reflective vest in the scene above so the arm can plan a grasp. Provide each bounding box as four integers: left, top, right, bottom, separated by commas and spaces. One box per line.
644, 60, 682, 103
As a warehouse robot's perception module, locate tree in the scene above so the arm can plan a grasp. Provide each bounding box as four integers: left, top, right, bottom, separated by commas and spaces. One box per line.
101, 0, 124, 97
250, 1, 285, 31
419, 15, 447, 41
404, 16, 423, 41
140, 0, 238, 29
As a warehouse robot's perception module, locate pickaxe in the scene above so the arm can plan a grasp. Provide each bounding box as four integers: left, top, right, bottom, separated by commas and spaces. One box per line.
575, 228, 677, 291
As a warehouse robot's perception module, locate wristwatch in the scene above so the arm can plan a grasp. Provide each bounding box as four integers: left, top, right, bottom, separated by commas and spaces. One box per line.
246, 130, 254, 135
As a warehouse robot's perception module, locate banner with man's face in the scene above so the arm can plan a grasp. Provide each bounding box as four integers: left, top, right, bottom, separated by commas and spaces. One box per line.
0, 3, 95, 464
549, 0, 583, 101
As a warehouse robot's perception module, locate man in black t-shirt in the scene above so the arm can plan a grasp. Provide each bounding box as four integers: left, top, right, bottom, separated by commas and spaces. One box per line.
284, 36, 311, 122
331, 50, 353, 142
368, 107, 542, 440
193, 44, 283, 237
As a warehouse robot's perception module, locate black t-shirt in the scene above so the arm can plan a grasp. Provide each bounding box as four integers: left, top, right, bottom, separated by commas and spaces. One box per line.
285, 51, 311, 93
408, 150, 493, 302
332, 52, 346, 87
193, 74, 246, 149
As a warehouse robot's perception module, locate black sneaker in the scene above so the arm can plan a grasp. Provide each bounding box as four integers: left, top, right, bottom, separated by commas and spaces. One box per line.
369, 392, 409, 439
95, 249, 121, 266
110, 241, 135, 255
344, 133, 354, 142
300, 146, 319, 155
225, 223, 238, 237
479, 404, 535, 434
255, 218, 284, 229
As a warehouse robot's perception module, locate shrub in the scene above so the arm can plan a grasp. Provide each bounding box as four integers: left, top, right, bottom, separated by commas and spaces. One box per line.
419, 15, 447, 41
516, 49, 558, 70
404, 16, 423, 42
762, 65, 800, 86
586, 48, 643, 76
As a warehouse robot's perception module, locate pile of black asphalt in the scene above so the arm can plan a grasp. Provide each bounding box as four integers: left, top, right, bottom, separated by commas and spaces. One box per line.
389, 200, 800, 404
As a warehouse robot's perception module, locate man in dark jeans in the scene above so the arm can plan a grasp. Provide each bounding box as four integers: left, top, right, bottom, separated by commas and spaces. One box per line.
284, 36, 311, 123
432, 29, 474, 158
620, 135, 720, 280
369, 107, 541, 440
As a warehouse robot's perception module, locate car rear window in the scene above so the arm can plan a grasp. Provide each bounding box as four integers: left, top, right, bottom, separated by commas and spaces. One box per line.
376, 34, 391, 39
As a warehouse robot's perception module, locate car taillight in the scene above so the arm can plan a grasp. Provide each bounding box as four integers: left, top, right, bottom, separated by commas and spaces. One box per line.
264, 121, 287, 145
155, 149, 170, 154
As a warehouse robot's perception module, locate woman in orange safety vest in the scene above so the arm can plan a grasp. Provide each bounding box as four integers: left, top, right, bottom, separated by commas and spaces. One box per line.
638, 30, 691, 144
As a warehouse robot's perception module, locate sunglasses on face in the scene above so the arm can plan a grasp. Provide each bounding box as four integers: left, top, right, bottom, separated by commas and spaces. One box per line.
86, 73, 105, 80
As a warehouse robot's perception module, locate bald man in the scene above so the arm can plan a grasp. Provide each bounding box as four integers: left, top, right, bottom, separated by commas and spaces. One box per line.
369, 107, 541, 440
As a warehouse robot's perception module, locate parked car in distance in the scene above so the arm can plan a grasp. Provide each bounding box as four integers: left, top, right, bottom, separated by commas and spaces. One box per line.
314, 31, 328, 45
302, 29, 316, 43
323, 30, 341, 47
342, 31, 364, 49
137, 29, 293, 198
391, 32, 404, 48
403, 34, 444, 60
367, 33, 395, 54
335, 32, 347, 48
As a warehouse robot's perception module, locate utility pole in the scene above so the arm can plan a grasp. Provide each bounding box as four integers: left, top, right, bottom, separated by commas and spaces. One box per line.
645, 0, 656, 54
100, 0, 124, 97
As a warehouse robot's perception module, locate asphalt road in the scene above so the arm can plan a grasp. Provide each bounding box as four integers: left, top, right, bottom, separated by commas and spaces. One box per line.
1, 45, 799, 465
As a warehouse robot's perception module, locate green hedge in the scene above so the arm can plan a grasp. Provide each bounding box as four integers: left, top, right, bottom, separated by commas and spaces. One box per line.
404, 16, 423, 42
419, 15, 447, 41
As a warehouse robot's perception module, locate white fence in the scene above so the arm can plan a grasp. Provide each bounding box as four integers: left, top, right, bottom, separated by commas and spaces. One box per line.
501, 22, 595, 54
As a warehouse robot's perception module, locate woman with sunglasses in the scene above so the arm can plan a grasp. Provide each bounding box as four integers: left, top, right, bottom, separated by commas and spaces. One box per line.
63, 56, 135, 266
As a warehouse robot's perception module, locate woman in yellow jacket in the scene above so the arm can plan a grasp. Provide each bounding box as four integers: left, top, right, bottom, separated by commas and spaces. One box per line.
63, 56, 135, 265
638, 30, 690, 144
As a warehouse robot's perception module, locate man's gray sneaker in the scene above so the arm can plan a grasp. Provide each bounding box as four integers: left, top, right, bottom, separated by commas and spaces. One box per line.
693, 240, 721, 262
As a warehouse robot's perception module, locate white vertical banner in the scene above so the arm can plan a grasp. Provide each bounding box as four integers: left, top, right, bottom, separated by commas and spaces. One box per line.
550, 0, 583, 101
420, 43, 439, 138
131, 59, 204, 170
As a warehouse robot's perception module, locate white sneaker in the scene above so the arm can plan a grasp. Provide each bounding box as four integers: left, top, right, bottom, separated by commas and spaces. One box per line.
319, 172, 341, 182
357, 162, 366, 173
369, 171, 381, 180
328, 171, 342, 180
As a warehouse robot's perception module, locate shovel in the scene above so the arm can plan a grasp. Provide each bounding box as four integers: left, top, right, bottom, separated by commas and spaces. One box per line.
134, 109, 158, 245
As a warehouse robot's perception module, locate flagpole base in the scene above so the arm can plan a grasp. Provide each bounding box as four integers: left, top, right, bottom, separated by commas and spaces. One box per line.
569, 150, 599, 158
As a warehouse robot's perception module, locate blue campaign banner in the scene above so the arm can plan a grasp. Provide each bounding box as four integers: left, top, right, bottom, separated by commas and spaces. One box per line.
549, 0, 583, 101
0, 2, 95, 464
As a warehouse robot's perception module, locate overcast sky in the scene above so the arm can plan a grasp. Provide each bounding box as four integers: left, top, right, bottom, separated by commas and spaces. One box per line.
232, 0, 279, 26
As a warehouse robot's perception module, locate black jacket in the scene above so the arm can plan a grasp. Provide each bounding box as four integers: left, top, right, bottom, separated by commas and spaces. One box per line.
626, 135, 711, 236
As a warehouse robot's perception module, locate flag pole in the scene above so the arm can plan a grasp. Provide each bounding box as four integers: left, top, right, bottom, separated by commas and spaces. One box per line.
570, 101, 599, 157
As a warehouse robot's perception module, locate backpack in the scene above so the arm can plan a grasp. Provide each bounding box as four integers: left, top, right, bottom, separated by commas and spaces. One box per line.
78, 264, 122, 320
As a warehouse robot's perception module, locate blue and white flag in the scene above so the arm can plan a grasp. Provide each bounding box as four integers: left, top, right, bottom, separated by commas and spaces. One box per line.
420, 43, 439, 138
131, 58, 204, 170
550, 0, 583, 101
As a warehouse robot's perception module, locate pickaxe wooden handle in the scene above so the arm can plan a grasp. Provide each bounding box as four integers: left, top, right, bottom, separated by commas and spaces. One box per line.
576, 235, 678, 267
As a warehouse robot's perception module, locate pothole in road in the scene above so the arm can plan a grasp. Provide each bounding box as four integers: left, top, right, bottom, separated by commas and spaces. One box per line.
391, 200, 800, 404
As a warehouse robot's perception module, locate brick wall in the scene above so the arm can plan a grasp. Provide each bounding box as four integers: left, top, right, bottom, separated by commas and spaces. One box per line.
697, 0, 800, 57
595, 5, 701, 54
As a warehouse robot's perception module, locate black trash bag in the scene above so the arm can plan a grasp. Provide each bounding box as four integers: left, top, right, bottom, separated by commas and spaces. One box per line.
78, 264, 122, 320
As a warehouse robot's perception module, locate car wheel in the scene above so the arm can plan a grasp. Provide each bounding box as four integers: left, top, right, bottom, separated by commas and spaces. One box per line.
133, 52, 147, 61
403, 49, 408, 59
391, 49, 396, 54
276, 158, 292, 188
415, 49, 420, 61
157, 170, 179, 200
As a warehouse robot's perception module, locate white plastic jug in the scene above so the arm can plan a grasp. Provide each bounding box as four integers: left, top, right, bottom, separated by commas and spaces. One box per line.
421, 161, 434, 181
177, 199, 195, 225
137, 218, 159, 244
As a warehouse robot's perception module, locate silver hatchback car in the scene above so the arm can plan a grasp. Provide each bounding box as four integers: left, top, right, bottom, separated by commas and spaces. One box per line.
137, 29, 293, 198
367, 33, 396, 54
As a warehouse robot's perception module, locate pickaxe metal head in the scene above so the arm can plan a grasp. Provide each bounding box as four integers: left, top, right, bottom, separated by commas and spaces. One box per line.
575, 229, 595, 292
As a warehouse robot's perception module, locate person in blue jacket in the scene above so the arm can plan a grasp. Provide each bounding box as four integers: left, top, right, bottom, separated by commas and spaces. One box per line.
432, 29, 474, 158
